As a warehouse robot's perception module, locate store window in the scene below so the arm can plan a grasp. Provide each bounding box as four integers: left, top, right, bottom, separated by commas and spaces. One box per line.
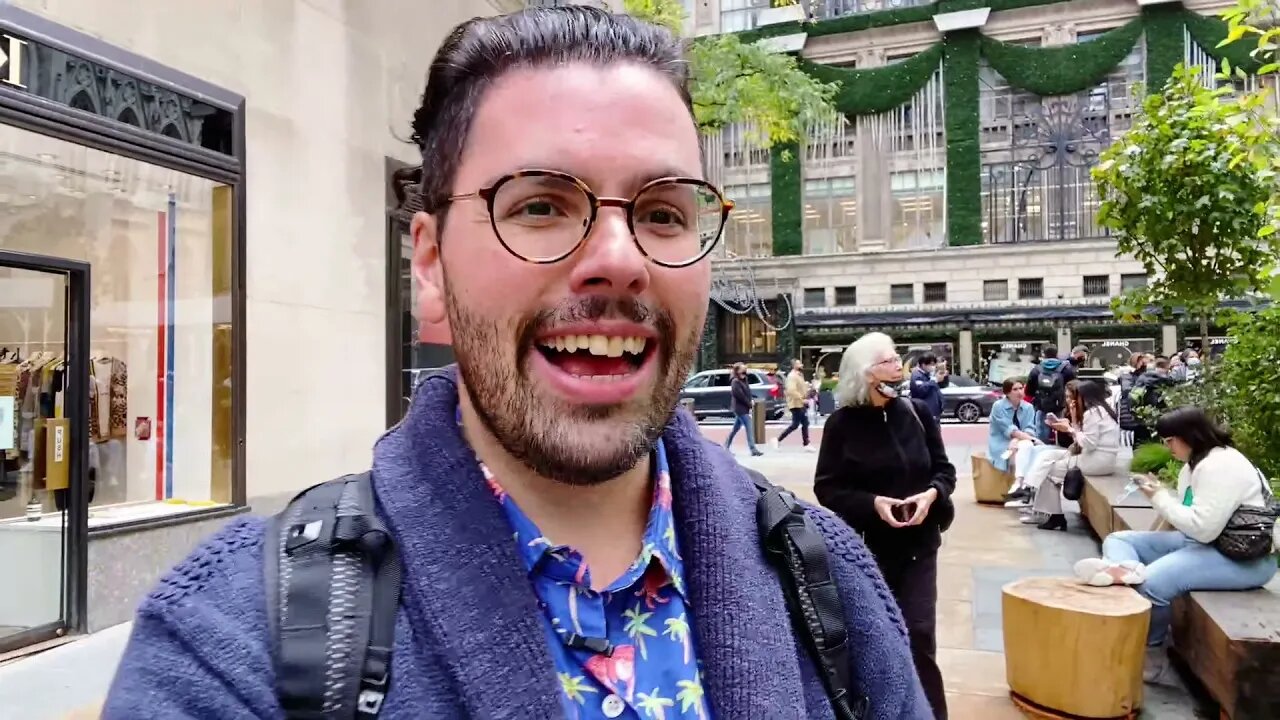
720, 302, 780, 358
834, 286, 857, 306
719, 123, 772, 259
723, 182, 772, 258
979, 339, 1051, 384
979, 35, 1145, 243
0, 126, 233, 525
720, 0, 770, 33
1076, 338, 1156, 371
923, 282, 947, 304
803, 288, 826, 308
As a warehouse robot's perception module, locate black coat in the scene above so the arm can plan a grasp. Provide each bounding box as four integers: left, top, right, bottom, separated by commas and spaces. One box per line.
730, 376, 753, 415
814, 398, 958, 559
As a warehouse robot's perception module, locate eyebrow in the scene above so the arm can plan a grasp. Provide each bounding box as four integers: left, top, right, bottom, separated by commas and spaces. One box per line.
489, 165, 702, 192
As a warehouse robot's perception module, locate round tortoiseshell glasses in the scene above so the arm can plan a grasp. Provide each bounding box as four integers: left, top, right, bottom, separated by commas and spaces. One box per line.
446, 169, 735, 268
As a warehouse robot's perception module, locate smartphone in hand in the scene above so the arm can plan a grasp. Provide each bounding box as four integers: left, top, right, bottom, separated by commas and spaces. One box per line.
893, 502, 917, 524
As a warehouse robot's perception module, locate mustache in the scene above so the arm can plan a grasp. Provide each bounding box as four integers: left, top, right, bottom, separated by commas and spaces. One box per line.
516, 295, 673, 361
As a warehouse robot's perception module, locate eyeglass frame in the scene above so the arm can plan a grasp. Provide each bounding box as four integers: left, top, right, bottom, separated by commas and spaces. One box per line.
444, 169, 735, 268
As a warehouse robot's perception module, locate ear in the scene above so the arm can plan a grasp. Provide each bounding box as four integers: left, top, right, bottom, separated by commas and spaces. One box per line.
411, 211, 447, 325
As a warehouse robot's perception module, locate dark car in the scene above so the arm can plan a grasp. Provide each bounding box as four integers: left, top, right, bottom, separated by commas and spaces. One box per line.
939, 375, 1001, 423
680, 369, 786, 419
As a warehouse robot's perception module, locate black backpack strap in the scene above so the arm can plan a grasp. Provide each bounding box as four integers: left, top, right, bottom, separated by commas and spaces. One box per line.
747, 468, 868, 720
265, 472, 402, 719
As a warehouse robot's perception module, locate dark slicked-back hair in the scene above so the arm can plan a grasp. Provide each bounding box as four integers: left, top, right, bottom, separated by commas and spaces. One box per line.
408, 6, 692, 220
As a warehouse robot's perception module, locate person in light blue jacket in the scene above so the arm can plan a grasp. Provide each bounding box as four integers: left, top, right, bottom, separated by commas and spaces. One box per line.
988, 377, 1039, 485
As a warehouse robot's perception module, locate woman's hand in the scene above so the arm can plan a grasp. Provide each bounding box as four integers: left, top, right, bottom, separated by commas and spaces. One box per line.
873, 495, 909, 529
1011, 430, 1034, 442
903, 487, 940, 527
1049, 419, 1073, 433
1137, 473, 1161, 498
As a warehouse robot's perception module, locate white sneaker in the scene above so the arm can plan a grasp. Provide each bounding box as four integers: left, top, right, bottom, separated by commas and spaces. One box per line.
1004, 498, 1032, 509
1073, 558, 1146, 587
769, 439, 779, 451
804, 445, 816, 453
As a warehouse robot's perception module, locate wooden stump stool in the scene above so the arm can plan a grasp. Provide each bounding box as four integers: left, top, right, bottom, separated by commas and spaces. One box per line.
1003, 577, 1151, 718
971, 452, 1012, 504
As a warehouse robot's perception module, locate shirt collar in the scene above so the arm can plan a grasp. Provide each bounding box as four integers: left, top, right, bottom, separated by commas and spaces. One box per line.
480, 436, 687, 598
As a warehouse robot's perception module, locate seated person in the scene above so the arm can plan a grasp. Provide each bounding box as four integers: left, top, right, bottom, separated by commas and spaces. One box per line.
1027, 380, 1121, 530
1074, 407, 1277, 685
987, 378, 1038, 495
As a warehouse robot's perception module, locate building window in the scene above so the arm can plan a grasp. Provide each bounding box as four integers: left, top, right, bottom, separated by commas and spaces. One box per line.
984, 279, 1009, 301
1018, 278, 1045, 300
890, 168, 946, 250
1121, 273, 1148, 291
979, 35, 1145, 244
1083, 275, 1110, 297
923, 282, 947, 303
819, 0, 935, 20
718, 123, 772, 258
720, 0, 770, 32
879, 65, 946, 250
803, 288, 826, 308
804, 117, 857, 255
890, 283, 915, 304
834, 286, 857, 306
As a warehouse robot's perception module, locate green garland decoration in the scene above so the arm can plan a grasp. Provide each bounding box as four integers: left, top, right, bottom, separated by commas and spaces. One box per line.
979, 19, 1143, 96
1183, 10, 1265, 74
699, 303, 720, 370
776, 308, 797, 370
798, 43, 944, 116
1143, 4, 1186, 92
943, 30, 981, 247
770, 141, 803, 256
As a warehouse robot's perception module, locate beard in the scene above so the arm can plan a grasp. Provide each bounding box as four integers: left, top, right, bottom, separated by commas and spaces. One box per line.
445, 287, 699, 486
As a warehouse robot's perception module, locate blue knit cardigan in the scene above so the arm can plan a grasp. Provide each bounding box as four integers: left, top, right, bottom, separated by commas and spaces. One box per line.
103, 368, 930, 719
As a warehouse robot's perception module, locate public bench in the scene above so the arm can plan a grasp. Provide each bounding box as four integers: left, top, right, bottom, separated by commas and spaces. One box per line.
1172, 585, 1280, 720
1077, 473, 1280, 718
1078, 473, 1152, 538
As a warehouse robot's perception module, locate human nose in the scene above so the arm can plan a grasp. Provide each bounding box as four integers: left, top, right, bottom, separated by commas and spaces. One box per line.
566, 204, 651, 296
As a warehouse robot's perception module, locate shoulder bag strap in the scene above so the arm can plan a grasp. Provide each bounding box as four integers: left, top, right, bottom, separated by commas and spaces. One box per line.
897, 397, 926, 435
747, 468, 868, 720
266, 472, 401, 719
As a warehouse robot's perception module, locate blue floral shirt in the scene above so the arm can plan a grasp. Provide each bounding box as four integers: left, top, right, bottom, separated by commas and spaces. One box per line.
480, 438, 711, 720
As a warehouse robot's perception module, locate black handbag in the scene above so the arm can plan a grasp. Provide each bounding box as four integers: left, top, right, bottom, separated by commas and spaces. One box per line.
1213, 469, 1278, 562
1063, 465, 1085, 502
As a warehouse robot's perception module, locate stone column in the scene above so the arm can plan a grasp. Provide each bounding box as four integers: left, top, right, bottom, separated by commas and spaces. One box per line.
1161, 324, 1179, 357
1056, 326, 1072, 353
958, 329, 974, 376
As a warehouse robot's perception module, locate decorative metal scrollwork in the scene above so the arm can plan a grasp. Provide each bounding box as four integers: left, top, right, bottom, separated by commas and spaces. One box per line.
710, 253, 793, 332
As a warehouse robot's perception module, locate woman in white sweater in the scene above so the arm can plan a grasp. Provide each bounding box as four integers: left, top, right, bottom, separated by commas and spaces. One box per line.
1023, 380, 1121, 530
1074, 407, 1277, 685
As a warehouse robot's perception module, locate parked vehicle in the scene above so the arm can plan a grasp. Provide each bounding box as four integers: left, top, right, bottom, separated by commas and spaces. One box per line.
941, 376, 1001, 423
680, 368, 786, 419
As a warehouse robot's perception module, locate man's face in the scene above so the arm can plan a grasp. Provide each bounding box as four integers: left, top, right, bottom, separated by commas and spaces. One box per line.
411, 63, 707, 486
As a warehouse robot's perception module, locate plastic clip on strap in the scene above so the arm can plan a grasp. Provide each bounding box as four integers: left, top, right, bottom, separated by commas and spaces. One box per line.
749, 470, 868, 720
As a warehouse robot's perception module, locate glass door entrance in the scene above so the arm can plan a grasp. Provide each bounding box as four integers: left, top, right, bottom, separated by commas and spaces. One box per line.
0, 250, 89, 649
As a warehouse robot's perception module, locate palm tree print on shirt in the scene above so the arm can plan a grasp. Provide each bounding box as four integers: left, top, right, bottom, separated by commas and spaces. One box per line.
637, 688, 676, 720
663, 613, 692, 664
624, 604, 659, 660
676, 676, 707, 720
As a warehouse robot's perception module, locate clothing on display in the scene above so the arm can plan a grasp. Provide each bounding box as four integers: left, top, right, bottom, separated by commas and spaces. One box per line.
0, 347, 126, 513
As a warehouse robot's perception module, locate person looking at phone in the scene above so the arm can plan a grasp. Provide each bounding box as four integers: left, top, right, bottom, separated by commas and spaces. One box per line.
1023, 380, 1121, 530
1073, 407, 1276, 685
815, 332, 958, 720
908, 352, 949, 425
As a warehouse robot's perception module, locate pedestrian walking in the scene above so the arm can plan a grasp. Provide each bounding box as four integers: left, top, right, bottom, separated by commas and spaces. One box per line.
814, 332, 957, 720
723, 363, 763, 456
102, 6, 931, 719
771, 358, 815, 452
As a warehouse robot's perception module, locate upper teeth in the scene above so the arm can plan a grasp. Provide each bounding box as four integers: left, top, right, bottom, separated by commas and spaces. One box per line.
539, 335, 647, 357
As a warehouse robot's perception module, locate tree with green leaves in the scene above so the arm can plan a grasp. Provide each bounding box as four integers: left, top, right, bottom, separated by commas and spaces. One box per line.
1093, 64, 1280, 342
623, 0, 838, 148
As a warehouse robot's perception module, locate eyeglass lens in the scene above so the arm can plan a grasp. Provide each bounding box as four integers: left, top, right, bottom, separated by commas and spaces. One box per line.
489, 174, 724, 264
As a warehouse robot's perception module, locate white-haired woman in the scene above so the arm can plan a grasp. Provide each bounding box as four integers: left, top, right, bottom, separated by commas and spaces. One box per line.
814, 332, 957, 720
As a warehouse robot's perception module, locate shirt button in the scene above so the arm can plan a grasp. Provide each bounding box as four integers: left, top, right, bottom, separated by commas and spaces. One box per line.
601, 693, 626, 718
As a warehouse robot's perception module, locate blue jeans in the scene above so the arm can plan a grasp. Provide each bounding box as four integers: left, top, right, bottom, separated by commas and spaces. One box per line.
1103, 530, 1277, 645
724, 413, 760, 453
